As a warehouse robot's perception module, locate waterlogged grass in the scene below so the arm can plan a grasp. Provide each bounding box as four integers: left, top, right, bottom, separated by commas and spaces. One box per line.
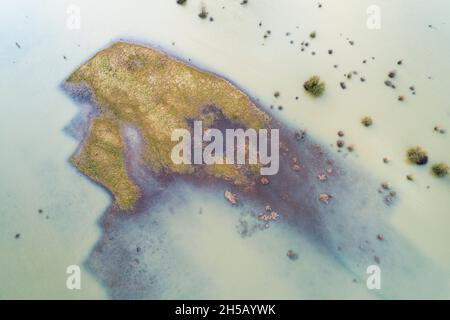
67, 42, 270, 209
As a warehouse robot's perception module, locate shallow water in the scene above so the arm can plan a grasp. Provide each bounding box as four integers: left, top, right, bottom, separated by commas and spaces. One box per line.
0, 0, 449, 299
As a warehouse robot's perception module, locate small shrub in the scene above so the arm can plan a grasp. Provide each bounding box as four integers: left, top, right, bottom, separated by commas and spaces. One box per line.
361, 116, 373, 127
198, 6, 208, 19
304, 76, 325, 97
406, 146, 428, 165
431, 163, 449, 177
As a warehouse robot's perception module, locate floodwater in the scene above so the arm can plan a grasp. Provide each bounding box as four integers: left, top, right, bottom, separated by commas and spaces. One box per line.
0, 0, 449, 299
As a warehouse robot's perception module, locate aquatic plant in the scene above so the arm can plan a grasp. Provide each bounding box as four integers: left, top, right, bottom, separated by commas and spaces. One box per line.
406, 146, 428, 165
303, 76, 325, 97
431, 163, 449, 177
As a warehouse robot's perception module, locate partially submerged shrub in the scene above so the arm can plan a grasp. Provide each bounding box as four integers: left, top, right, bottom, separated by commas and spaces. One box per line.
198, 6, 208, 19
361, 116, 373, 127
434, 126, 446, 134
406, 146, 428, 165
303, 76, 325, 97
431, 163, 449, 177
309, 31, 316, 39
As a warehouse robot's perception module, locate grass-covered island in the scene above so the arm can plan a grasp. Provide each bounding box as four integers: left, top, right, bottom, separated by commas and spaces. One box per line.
65, 42, 271, 210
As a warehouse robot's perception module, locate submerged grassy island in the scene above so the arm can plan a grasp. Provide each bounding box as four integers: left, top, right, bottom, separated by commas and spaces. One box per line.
65, 42, 271, 210
63, 42, 418, 300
